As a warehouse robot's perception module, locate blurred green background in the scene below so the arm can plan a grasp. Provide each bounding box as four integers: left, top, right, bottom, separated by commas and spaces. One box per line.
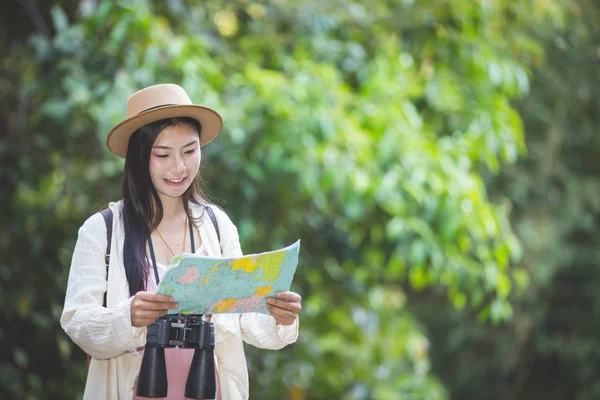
1, 0, 599, 399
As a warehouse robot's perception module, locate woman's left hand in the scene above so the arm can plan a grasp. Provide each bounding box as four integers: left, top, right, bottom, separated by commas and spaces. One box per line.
266, 291, 302, 326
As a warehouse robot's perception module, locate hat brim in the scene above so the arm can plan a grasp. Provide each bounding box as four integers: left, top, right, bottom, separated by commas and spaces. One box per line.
106, 104, 223, 158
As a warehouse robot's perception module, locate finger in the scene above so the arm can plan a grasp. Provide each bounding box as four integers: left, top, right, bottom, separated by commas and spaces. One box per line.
136, 299, 179, 310
266, 298, 301, 313
136, 291, 176, 303
133, 315, 160, 325
132, 309, 169, 321
267, 304, 297, 321
133, 310, 168, 322
275, 291, 302, 302
267, 308, 296, 326
274, 317, 295, 326
132, 317, 165, 329
132, 317, 161, 328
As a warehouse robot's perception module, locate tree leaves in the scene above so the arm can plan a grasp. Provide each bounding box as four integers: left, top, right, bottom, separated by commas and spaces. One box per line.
0, 0, 575, 398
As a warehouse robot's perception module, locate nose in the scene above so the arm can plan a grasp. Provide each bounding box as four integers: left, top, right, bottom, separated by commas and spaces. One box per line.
169, 154, 186, 175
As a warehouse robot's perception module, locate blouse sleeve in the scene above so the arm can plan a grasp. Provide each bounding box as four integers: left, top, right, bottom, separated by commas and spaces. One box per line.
211, 205, 299, 349
60, 213, 146, 360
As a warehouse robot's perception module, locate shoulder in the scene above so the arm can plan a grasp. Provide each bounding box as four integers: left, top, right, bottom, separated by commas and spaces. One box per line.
107, 200, 124, 219
190, 202, 238, 234
81, 211, 105, 233
79, 200, 123, 235
189, 202, 232, 222
75, 211, 107, 249
207, 203, 235, 226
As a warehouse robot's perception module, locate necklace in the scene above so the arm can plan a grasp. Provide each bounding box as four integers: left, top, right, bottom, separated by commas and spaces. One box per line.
155, 214, 188, 257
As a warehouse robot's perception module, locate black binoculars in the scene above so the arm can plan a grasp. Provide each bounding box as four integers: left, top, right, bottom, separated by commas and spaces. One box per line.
136, 314, 215, 399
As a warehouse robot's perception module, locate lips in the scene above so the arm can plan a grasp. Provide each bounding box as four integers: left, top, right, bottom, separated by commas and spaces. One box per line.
164, 177, 187, 186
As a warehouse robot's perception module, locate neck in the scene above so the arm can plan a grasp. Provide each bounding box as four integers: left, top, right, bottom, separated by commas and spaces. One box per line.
158, 194, 185, 220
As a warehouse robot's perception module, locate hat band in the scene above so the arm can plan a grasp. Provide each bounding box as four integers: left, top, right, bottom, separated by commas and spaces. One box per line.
138, 103, 177, 114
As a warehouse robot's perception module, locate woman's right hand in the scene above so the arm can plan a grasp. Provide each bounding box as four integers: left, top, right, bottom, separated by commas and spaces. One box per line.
130, 291, 179, 327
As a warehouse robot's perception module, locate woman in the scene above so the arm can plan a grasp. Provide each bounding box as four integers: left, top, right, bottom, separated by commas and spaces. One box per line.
61, 84, 302, 399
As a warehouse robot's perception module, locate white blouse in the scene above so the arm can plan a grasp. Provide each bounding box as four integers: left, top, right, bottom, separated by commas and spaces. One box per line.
61, 201, 299, 399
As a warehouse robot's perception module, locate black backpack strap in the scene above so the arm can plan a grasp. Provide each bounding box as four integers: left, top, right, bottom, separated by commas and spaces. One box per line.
100, 208, 113, 307
205, 205, 221, 246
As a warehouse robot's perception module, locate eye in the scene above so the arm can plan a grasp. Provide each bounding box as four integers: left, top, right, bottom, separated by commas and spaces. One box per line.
185, 149, 196, 155
154, 154, 168, 159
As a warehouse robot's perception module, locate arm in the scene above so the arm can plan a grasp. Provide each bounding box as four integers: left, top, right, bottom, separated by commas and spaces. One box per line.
60, 213, 146, 360
211, 206, 300, 349
240, 312, 299, 350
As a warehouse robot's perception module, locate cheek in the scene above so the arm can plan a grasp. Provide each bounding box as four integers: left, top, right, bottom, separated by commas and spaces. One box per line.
190, 151, 201, 169
149, 155, 163, 175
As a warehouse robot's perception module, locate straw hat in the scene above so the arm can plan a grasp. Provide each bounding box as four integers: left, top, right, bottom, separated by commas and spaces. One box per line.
106, 84, 223, 158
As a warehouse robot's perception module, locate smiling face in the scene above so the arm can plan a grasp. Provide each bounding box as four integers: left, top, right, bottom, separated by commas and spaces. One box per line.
149, 123, 201, 200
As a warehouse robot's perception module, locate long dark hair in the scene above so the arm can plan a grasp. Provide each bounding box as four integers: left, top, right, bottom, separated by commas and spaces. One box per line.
121, 117, 207, 296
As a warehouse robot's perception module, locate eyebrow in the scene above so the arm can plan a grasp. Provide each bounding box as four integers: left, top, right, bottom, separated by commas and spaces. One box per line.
152, 140, 198, 150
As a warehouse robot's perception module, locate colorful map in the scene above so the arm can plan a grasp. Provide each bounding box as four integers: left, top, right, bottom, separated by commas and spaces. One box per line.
156, 240, 300, 314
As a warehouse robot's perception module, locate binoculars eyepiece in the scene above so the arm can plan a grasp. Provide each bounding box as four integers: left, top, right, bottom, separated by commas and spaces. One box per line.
136, 314, 216, 399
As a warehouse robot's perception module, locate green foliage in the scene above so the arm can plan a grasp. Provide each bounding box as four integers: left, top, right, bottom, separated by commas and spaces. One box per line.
408, 1, 600, 399
0, 0, 584, 399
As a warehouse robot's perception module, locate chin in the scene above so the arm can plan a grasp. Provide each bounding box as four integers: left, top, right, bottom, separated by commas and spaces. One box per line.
161, 186, 190, 198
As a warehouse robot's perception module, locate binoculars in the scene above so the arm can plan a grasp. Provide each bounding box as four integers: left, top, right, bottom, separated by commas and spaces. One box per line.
136, 314, 215, 399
